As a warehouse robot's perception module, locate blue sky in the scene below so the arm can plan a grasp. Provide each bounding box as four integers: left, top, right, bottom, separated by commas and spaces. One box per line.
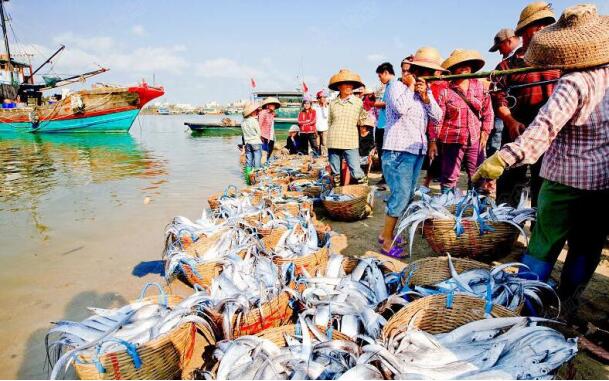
5, 0, 608, 104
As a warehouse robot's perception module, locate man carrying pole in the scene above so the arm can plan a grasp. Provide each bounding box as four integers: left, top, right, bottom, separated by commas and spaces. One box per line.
491, 1, 560, 207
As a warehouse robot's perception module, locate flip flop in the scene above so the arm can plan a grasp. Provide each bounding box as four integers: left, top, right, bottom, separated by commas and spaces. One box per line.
380, 246, 405, 258
378, 236, 404, 245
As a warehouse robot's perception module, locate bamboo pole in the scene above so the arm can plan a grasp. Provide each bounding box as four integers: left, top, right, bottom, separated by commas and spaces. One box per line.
420, 66, 555, 82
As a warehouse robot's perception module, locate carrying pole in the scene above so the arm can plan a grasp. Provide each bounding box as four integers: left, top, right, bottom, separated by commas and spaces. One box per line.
420, 66, 556, 82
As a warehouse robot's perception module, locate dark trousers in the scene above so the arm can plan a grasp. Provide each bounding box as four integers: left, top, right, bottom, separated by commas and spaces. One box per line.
375, 128, 384, 178
261, 137, 274, 157
528, 180, 609, 306
299, 133, 319, 155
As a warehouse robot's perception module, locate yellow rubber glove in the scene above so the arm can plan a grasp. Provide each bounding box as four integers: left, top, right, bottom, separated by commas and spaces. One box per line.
472, 152, 508, 183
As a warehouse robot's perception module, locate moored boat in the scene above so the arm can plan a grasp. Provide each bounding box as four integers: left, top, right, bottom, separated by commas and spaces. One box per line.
253, 90, 302, 130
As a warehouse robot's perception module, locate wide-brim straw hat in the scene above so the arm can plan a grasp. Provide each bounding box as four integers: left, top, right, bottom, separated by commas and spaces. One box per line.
407, 47, 448, 73
328, 69, 364, 91
261, 97, 281, 109
515, 2, 556, 35
525, 4, 609, 70
242, 102, 260, 117
442, 49, 486, 73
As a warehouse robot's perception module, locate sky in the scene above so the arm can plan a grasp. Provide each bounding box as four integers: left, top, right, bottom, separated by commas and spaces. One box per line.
5, 0, 609, 104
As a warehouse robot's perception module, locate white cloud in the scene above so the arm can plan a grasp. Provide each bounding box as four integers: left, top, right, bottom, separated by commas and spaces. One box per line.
53, 32, 115, 52
195, 58, 262, 79
366, 54, 386, 63
131, 25, 146, 37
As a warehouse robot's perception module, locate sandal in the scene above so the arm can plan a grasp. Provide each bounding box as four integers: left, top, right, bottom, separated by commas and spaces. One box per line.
380, 246, 405, 258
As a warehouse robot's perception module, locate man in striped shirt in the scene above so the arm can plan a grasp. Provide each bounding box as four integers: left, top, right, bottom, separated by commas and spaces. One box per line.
473, 3, 609, 316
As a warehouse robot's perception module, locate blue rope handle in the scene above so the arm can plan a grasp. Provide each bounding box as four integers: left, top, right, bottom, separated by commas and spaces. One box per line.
138, 282, 168, 307
485, 282, 493, 316
94, 339, 143, 373
223, 184, 238, 198
446, 292, 454, 308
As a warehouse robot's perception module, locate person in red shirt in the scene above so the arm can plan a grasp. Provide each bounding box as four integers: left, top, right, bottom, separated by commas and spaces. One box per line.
491, 2, 560, 207
297, 98, 319, 155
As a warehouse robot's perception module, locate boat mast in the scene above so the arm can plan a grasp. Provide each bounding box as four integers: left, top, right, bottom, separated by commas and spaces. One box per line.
0, 0, 14, 85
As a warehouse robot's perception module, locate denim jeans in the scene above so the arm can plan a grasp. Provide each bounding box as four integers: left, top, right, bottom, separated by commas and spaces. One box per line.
382, 150, 424, 217
245, 143, 262, 168
487, 117, 504, 157
328, 148, 365, 180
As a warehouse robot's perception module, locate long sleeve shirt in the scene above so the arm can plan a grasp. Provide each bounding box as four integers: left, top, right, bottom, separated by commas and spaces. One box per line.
498, 66, 609, 191
241, 116, 262, 145
491, 47, 561, 133
382, 79, 442, 154
258, 109, 275, 141
434, 79, 494, 145
297, 109, 317, 133
326, 95, 368, 150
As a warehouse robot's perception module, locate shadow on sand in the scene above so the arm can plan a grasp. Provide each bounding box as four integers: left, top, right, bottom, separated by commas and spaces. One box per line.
17, 290, 128, 379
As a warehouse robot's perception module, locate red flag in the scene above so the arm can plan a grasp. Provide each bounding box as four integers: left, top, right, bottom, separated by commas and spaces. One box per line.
302, 81, 308, 93
250, 78, 256, 88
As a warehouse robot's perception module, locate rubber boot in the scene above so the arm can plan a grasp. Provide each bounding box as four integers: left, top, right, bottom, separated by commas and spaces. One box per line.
243, 166, 253, 186
558, 254, 600, 319
519, 252, 554, 282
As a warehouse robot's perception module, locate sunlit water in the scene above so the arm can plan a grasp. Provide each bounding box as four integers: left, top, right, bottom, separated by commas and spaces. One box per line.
0, 114, 244, 256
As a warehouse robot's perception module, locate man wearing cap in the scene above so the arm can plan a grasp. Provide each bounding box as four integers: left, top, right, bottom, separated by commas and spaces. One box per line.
378, 59, 442, 257
313, 90, 329, 155
491, 1, 560, 208
258, 97, 281, 160
474, 3, 609, 316
327, 69, 369, 185
488, 29, 520, 159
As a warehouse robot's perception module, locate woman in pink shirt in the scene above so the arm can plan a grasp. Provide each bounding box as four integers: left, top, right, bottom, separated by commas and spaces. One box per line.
297, 97, 319, 155
258, 97, 281, 158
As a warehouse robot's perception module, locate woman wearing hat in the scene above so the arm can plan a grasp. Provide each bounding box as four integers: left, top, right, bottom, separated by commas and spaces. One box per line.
326, 69, 369, 186
258, 97, 281, 159
474, 3, 609, 317
284, 125, 302, 155
313, 90, 329, 155
491, 1, 560, 208
297, 97, 319, 155
240, 102, 263, 169
433, 49, 494, 193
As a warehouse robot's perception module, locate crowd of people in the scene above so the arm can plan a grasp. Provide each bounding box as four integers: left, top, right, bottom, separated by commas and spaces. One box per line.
240, 2, 608, 316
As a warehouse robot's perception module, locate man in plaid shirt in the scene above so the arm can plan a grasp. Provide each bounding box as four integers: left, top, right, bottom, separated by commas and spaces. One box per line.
491, 2, 560, 207
474, 3, 609, 316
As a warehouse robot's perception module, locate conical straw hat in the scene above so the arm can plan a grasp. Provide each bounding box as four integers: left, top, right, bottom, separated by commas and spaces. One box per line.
261, 97, 281, 109
525, 4, 609, 70
242, 102, 260, 117
328, 69, 364, 91
408, 47, 448, 72
515, 2, 556, 35
442, 49, 486, 73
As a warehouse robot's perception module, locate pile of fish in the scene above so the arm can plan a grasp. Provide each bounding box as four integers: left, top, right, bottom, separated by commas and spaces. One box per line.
46, 284, 215, 380
395, 188, 537, 254
403, 254, 559, 314
378, 316, 577, 379
296, 254, 406, 338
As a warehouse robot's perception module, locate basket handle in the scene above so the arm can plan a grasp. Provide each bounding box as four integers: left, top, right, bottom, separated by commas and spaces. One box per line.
94, 339, 142, 373
138, 282, 168, 306
224, 184, 238, 198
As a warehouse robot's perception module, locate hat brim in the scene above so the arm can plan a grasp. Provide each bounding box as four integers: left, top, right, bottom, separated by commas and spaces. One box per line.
444, 58, 486, 73
489, 42, 500, 53
409, 60, 449, 73
328, 80, 364, 91
262, 101, 281, 109
515, 13, 556, 35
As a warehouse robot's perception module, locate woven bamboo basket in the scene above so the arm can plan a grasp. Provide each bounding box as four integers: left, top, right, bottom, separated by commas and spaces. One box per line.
177, 258, 226, 289
289, 179, 327, 198
381, 293, 516, 340
273, 246, 329, 277
268, 199, 314, 218
207, 185, 238, 211
321, 185, 373, 221
214, 290, 294, 339
73, 292, 215, 380
261, 225, 289, 251
422, 218, 520, 259
402, 256, 524, 314
185, 230, 225, 258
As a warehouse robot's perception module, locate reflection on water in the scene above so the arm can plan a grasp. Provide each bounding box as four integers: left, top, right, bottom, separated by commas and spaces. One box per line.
0, 115, 243, 248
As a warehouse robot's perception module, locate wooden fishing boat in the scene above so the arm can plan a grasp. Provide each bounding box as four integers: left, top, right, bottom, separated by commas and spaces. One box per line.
0, 83, 164, 133
185, 121, 242, 137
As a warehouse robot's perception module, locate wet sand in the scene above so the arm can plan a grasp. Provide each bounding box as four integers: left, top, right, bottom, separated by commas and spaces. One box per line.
1, 170, 608, 379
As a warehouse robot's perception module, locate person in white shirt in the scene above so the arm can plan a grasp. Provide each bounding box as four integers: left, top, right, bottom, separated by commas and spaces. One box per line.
313, 90, 329, 155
